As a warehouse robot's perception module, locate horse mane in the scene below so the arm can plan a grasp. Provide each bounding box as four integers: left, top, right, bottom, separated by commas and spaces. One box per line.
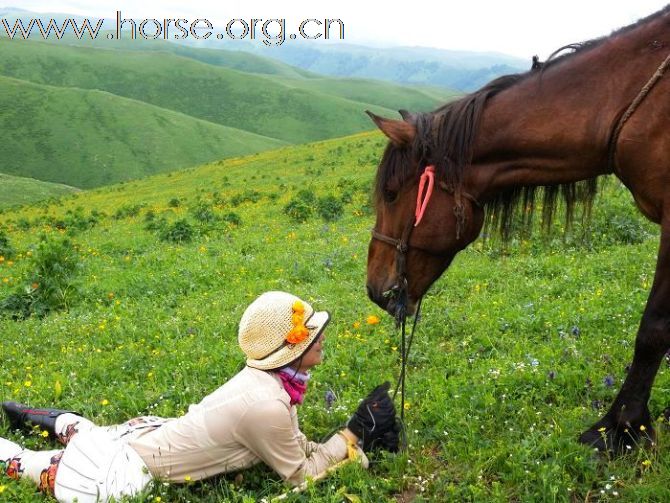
375, 6, 670, 242
374, 73, 597, 242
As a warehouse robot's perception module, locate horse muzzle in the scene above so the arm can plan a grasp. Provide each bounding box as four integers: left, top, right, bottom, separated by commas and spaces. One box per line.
366, 283, 418, 318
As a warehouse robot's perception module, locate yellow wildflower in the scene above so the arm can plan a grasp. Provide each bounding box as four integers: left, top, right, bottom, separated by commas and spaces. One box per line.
101, 399, 109, 406
41, 430, 49, 438
642, 459, 652, 467
404, 402, 411, 410
640, 425, 647, 432
366, 315, 380, 325
184, 475, 192, 482
352, 321, 360, 329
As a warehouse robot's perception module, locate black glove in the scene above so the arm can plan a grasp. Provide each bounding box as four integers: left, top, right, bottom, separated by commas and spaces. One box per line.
347, 382, 399, 451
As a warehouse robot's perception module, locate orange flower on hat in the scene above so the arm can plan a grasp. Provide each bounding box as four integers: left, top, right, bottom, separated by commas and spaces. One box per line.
286, 300, 309, 344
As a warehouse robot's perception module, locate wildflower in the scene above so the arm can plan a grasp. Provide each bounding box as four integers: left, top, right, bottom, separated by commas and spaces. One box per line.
571, 325, 581, 336
184, 475, 192, 482
547, 370, 556, 380
352, 321, 360, 329
24, 380, 32, 387
41, 430, 49, 438
154, 497, 162, 503
0, 485, 5, 494
324, 389, 336, 409
31, 282, 39, 290
642, 459, 652, 467
603, 375, 615, 387
639, 424, 647, 432
0, 256, 3, 262
598, 427, 607, 432
404, 402, 411, 410
366, 315, 380, 325
101, 399, 109, 406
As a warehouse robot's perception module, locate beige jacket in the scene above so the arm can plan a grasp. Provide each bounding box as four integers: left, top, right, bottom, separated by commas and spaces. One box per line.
128, 366, 365, 485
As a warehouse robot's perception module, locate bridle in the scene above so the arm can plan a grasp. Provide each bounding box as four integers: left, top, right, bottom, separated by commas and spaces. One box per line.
370, 165, 481, 325
369, 164, 480, 431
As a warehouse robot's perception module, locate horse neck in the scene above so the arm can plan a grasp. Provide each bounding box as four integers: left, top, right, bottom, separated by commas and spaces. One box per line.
467, 9, 670, 200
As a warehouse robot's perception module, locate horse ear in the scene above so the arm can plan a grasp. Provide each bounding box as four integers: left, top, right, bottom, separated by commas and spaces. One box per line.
366, 110, 416, 147
398, 109, 416, 123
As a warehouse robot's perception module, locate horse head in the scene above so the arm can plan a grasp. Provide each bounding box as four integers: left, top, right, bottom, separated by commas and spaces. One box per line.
366, 111, 485, 318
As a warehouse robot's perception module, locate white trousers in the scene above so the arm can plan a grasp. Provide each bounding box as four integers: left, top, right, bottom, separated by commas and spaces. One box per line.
54, 416, 166, 503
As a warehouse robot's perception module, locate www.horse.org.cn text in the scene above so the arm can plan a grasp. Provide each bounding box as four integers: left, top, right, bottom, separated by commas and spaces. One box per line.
0, 11, 346, 46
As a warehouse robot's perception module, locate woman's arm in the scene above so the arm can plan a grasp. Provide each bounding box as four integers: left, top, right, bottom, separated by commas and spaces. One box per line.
234, 399, 366, 486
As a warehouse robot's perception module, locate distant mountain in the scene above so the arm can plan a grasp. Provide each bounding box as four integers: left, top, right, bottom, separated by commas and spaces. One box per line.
215, 41, 529, 92
0, 172, 78, 209
0, 75, 286, 188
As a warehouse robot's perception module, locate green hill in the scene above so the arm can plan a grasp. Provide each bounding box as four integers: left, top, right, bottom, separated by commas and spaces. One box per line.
0, 172, 78, 208
0, 75, 285, 188
274, 76, 460, 111
45, 30, 320, 79
0, 39, 446, 145
0, 131, 665, 502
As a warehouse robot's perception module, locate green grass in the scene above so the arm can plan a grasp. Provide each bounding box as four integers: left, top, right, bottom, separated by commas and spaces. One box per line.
0, 173, 78, 209
0, 75, 285, 188
0, 131, 667, 502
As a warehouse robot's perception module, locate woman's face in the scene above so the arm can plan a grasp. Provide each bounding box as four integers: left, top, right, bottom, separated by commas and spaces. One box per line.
294, 332, 325, 372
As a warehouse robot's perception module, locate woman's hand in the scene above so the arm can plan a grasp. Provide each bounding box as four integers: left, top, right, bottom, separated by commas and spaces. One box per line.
346, 382, 400, 452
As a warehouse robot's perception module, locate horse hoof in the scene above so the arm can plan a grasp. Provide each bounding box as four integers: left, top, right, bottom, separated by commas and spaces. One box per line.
579, 418, 655, 454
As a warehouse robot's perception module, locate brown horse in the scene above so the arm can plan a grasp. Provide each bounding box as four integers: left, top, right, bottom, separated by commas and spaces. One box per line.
366, 6, 670, 452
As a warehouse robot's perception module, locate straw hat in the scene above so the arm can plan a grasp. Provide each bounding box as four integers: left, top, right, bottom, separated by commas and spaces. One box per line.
239, 291, 330, 370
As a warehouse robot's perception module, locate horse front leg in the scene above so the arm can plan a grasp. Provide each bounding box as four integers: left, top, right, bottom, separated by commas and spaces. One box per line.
579, 224, 670, 453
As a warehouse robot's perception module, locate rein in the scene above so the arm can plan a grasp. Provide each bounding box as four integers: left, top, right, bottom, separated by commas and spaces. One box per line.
608, 50, 670, 172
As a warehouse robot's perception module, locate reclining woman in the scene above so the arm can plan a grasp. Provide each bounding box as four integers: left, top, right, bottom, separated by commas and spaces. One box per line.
0, 291, 400, 502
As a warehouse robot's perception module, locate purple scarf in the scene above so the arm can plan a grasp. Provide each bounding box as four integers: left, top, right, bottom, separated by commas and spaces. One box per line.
276, 369, 310, 405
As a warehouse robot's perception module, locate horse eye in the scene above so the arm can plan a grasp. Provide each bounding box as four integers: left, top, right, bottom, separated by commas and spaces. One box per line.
383, 188, 398, 203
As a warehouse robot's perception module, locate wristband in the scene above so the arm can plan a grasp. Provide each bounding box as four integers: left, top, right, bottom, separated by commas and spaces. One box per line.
338, 431, 360, 460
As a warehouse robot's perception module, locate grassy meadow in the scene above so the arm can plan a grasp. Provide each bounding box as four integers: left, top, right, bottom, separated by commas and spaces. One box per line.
0, 131, 668, 502
0, 174, 78, 210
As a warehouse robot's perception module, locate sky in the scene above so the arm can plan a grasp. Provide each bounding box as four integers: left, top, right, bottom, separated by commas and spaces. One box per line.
3, 0, 669, 59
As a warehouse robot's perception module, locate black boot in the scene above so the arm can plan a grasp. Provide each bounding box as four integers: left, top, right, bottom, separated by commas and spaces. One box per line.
1, 402, 76, 438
